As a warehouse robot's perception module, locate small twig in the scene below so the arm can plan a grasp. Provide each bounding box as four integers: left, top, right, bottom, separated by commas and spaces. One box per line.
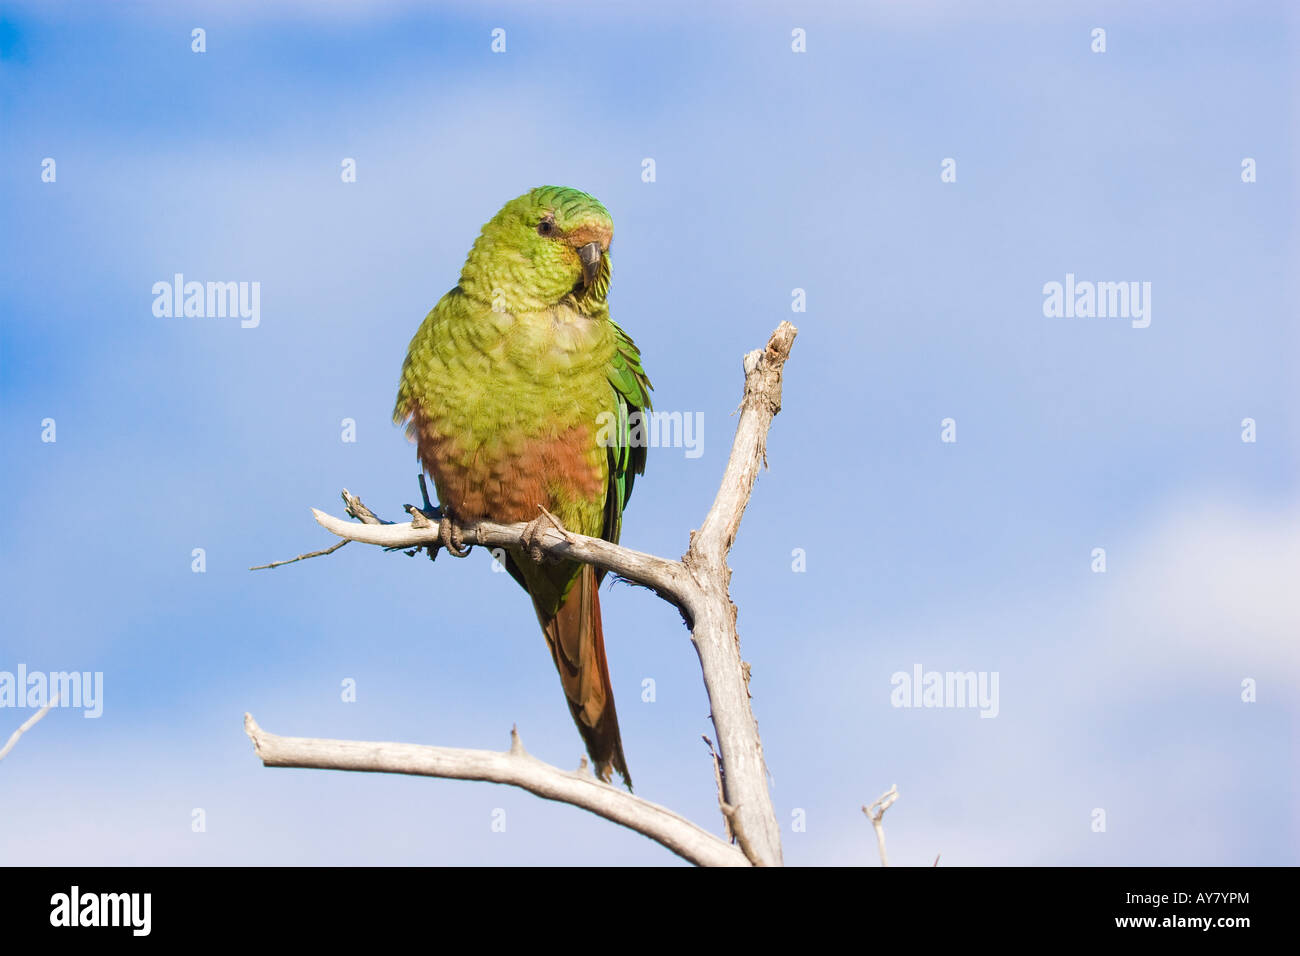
252, 489, 390, 569
405, 504, 432, 529
536, 505, 568, 537
342, 489, 385, 525
863, 784, 899, 867
250, 539, 348, 570
0, 691, 60, 764
702, 735, 733, 842
403, 475, 441, 531
718, 801, 765, 867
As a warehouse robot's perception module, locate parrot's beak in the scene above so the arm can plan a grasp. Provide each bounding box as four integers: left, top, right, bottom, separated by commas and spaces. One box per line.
577, 241, 603, 288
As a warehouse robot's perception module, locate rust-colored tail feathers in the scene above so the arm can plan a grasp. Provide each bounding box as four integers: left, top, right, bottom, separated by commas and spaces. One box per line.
532, 564, 631, 789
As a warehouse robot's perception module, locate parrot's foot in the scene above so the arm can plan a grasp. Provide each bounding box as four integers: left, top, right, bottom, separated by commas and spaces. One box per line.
403, 475, 472, 560
404, 503, 472, 560
436, 508, 473, 559
521, 507, 566, 564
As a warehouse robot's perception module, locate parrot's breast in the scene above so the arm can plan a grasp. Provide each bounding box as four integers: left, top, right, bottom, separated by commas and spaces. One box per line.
397, 293, 616, 535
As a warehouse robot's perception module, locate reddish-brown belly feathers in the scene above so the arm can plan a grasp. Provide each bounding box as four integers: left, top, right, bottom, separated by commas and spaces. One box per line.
408, 403, 605, 527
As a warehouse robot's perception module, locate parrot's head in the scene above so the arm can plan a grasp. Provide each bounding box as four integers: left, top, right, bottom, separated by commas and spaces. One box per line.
460, 186, 614, 313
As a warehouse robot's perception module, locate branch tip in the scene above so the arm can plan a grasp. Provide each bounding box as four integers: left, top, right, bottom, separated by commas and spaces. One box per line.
864, 784, 899, 867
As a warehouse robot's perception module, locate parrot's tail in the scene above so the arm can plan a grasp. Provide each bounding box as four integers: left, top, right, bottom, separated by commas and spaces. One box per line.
533, 564, 631, 789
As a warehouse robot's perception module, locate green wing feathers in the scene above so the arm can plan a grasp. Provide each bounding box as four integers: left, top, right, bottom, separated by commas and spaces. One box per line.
601, 321, 653, 553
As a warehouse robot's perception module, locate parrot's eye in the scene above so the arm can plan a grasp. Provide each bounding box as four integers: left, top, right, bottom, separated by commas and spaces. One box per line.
537, 219, 555, 237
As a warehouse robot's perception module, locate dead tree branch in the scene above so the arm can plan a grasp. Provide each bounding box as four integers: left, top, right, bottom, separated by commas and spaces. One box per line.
307, 507, 693, 616
244, 715, 747, 867
864, 784, 899, 867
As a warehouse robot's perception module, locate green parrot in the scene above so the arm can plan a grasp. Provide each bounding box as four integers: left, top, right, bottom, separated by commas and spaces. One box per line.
393, 186, 651, 788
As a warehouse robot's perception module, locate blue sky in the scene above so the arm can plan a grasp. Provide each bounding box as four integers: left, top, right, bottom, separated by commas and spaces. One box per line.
1, 0, 1295, 865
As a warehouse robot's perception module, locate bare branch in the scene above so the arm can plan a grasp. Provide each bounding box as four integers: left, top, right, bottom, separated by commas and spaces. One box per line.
863, 784, 899, 867
702, 735, 733, 843
244, 714, 748, 868
0, 692, 60, 764
677, 320, 798, 866
307, 508, 695, 615
692, 321, 797, 566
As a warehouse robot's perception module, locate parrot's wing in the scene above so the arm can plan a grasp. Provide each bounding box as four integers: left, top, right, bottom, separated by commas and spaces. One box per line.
600, 321, 653, 555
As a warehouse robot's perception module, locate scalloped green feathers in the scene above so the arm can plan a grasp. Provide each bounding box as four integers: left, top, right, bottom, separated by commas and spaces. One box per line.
393, 187, 651, 787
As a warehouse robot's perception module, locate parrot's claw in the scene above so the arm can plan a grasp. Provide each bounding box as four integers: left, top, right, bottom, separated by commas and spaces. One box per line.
437, 509, 473, 559
405, 475, 471, 560
521, 507, 565, 564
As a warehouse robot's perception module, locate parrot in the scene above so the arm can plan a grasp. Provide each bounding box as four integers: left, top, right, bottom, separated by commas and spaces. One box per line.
393, 186, 651, 789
